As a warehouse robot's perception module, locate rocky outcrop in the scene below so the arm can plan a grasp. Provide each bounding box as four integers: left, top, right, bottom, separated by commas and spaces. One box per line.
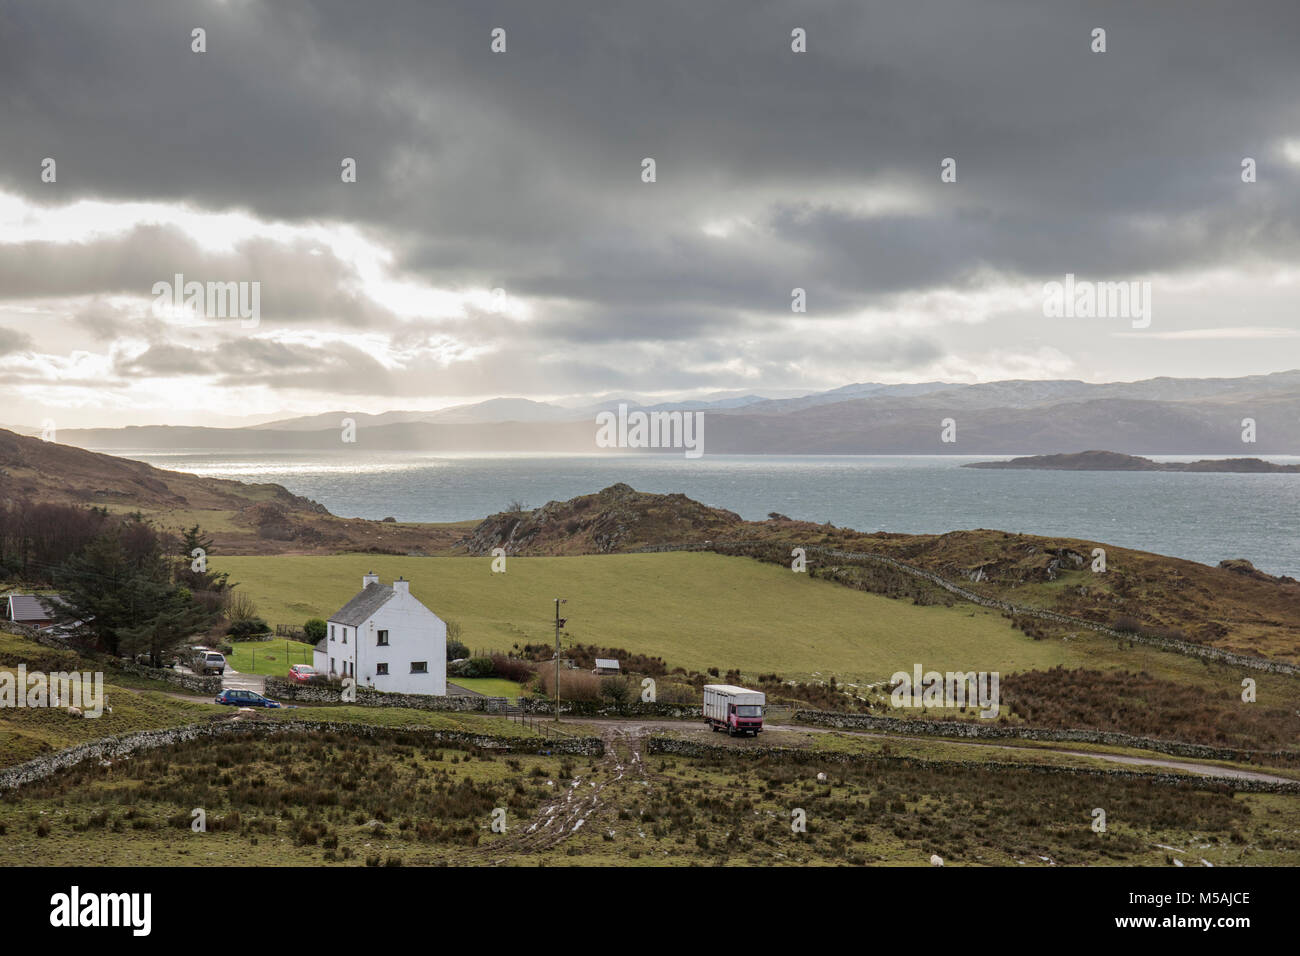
1218, 559, 1298, 585
456, 483, 743, 555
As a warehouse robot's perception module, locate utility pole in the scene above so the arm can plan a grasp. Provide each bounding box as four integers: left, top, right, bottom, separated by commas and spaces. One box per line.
554, 598, 567, 722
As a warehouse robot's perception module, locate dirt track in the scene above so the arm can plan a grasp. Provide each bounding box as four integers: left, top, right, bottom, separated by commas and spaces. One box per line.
490, 724, 657, 857
573, 717, 1299, 786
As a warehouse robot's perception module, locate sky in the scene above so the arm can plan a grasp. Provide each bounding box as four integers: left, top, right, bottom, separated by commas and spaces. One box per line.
2, 0, 1299, 428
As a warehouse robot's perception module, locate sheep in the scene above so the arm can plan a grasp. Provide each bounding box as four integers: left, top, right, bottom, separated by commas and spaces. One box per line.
66, 705, 82, 717
930, 854, 944, 867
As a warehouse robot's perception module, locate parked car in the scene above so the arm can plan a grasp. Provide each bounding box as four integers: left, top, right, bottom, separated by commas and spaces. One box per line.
214, 689, 281, 708
193, 650, 227, 675
287, 664, 317, 683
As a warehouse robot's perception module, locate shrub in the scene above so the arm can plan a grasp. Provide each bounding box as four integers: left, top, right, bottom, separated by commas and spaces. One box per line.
303, 619, 327, 642
600, 676, 631, 708
227, 590, 260, 623
227, 617, 270, 639
446, 639, 469, 661
491, 653, 533, 682
533, 667, 601, 702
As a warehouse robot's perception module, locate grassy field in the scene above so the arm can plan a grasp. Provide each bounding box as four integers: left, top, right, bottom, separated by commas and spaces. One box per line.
448, 677, 526, 698
225, 639, 317, 677
216, 553, 1088, 683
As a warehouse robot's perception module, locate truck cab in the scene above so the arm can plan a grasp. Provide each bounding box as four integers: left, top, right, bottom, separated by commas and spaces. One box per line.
730, 700, 764, 734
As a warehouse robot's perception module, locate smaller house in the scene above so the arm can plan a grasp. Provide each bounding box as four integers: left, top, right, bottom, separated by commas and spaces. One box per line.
6, 594, 63, 629
593, 658, 620, 676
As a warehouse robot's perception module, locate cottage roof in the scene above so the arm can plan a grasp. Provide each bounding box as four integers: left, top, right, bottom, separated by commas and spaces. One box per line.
7, 594, 62, 622
328, 582, 395, 627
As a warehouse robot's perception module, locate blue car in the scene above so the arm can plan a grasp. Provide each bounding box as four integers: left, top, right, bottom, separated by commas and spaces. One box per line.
215, 689, 281, 708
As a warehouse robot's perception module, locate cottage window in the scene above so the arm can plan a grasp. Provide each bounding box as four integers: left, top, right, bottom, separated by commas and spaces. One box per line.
329, 625, 335, 641
377, 629, 389, 646
342, 628, 347, 644
410, 661, 428, 674
376, 663, 388, 676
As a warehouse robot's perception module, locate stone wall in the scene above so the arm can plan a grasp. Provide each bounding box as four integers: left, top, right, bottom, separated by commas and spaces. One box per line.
644, 735, 1300, 794
0, 718, 603, 791
265, 676, 490, 710
0, 620, 44, 640
518, 698, 701, 719
115, 661, 223, 695
792, 709, 1299, 766
264, 676, 701, 718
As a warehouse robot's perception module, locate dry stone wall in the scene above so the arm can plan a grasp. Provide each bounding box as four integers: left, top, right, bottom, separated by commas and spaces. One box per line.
0, 718, 602, 791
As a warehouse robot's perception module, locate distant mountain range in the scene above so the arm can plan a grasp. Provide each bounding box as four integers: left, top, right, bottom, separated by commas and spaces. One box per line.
46, 370, 1300, 455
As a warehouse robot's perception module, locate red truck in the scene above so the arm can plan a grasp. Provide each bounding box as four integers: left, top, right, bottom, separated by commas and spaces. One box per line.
703, 684, 766, 736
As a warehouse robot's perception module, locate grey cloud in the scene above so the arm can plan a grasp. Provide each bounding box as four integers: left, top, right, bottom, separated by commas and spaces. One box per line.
0, 226, 396, 328
2, 0, 1299, 406
0, 327, 35, 354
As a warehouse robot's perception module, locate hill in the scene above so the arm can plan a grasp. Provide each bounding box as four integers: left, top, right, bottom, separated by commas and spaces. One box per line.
459, 489, 1300, 663
0, 428, 467, 554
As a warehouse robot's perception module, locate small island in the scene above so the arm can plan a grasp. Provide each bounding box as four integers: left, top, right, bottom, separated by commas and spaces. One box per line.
963, 450, 1300, 473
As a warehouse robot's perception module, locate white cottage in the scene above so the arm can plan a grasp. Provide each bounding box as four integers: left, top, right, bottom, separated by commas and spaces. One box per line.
313, 572, 448, 696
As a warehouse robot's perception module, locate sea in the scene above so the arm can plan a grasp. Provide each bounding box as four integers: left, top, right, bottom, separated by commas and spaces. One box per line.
116, 451, 1300, 578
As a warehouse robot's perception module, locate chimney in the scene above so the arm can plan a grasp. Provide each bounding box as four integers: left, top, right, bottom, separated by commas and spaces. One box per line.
393, 576, 410, 595
363, 571, 379, 588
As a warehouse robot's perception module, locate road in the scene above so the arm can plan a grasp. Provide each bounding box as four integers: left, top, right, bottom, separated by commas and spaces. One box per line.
572, 717, 1299, 786
138, 672, 1299, 786
220, 667, 266, 695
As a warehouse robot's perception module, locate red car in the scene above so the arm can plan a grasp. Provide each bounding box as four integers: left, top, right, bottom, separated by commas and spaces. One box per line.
288, 664, 317, 683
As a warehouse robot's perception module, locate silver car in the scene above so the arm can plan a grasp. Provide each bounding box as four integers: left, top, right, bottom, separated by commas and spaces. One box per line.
194, 650, 226, 675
